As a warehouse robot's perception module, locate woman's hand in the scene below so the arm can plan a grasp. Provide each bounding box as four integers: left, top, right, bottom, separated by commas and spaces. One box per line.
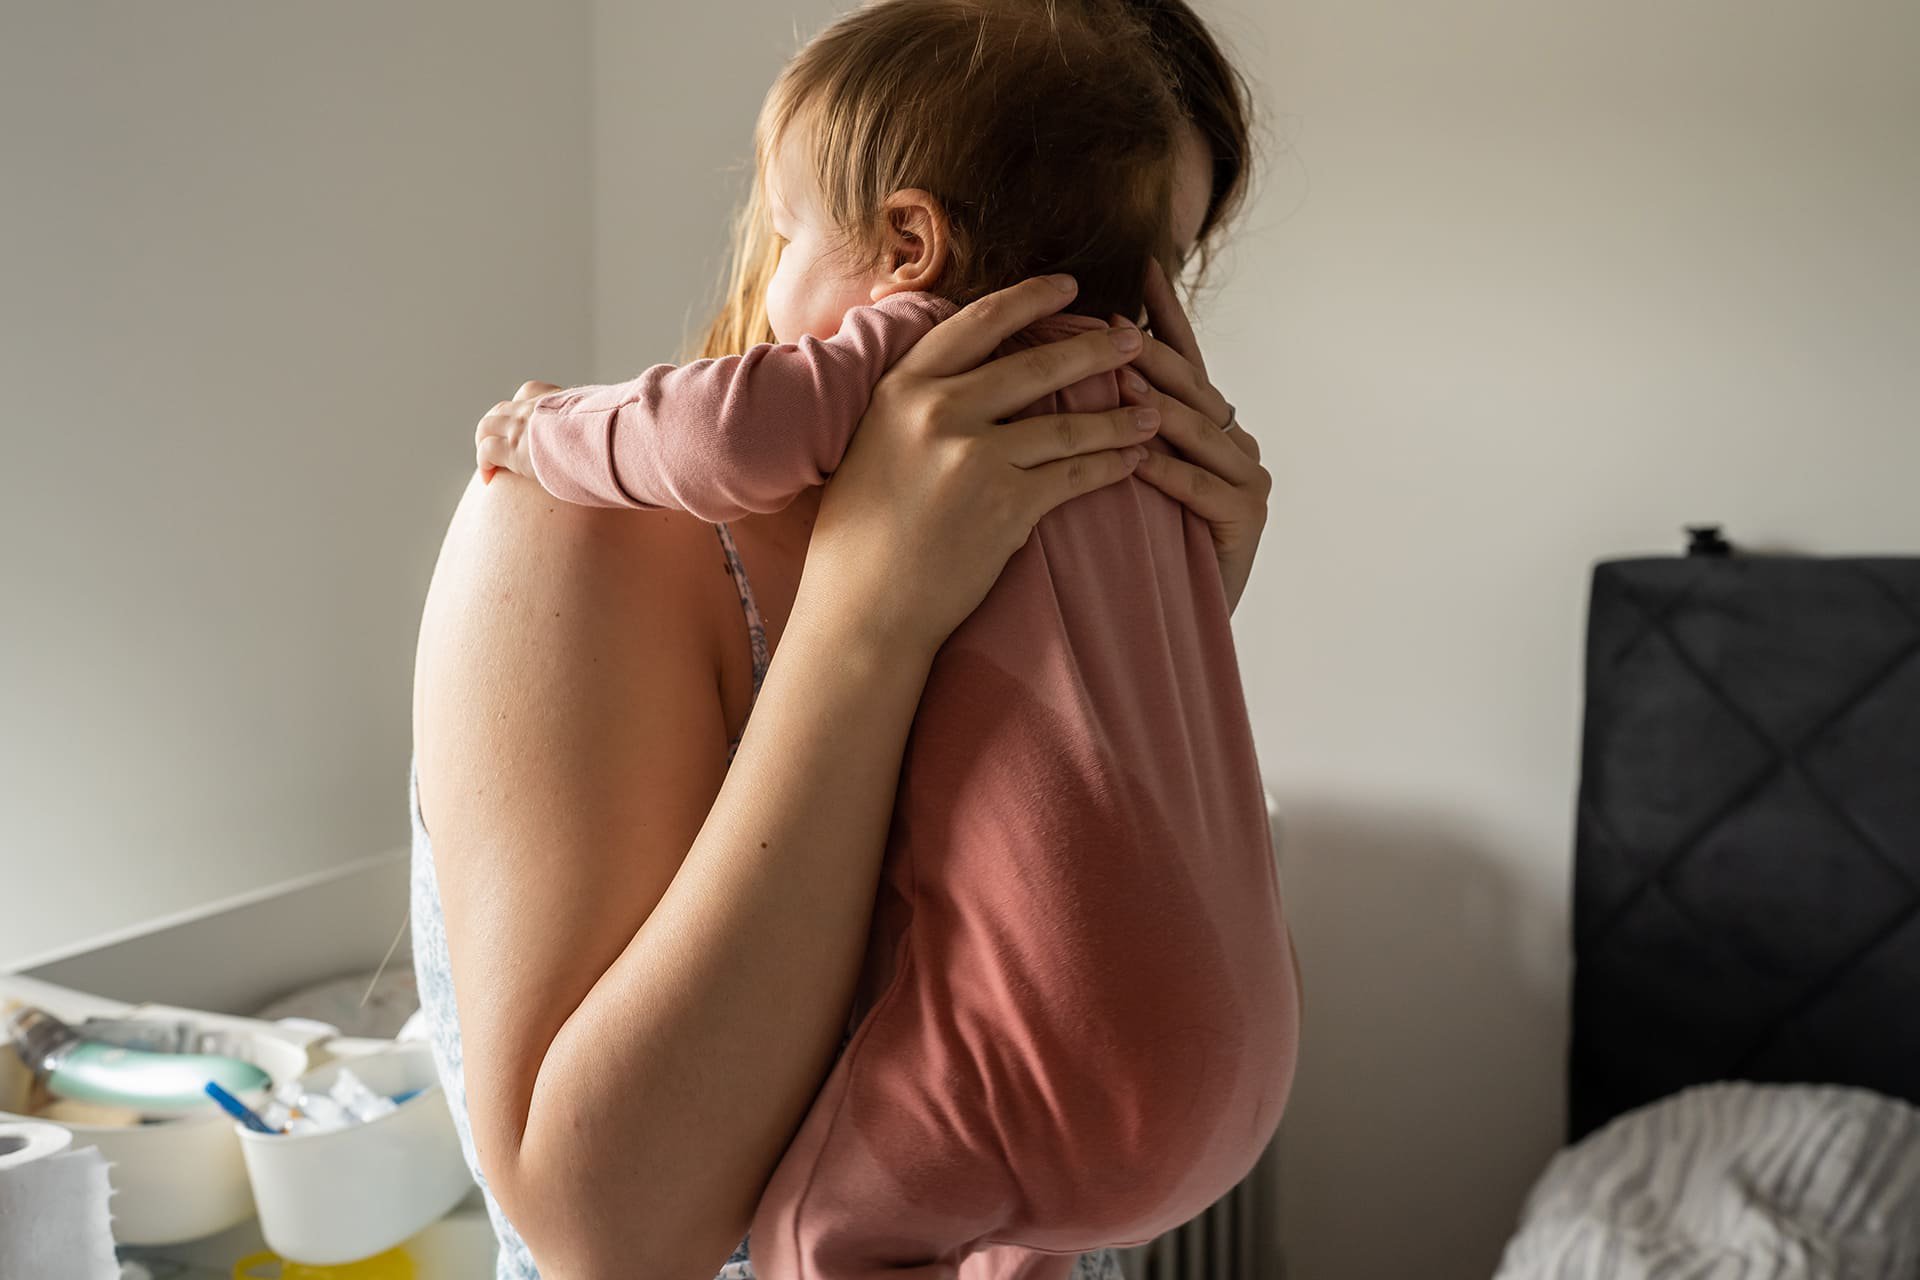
1112, 258, 1270, 615
474, 380, 563, 485
802, 274, 1159, 657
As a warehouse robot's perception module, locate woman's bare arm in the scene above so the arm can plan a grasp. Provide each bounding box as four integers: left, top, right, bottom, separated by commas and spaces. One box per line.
413, 476, 936, 1279
420, 276, 1151, 1278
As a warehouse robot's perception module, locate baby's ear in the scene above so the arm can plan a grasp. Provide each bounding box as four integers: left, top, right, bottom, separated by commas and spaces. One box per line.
869, 188, 951, 300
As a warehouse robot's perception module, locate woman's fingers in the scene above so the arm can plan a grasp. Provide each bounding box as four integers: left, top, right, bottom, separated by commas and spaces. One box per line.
1229, 420, 1261, 463
1129, 445, 1247, 524
1125, 324, 1234, 428
1019, 444, 1149, 526
1143, 257, 1208, 377
892, 274, 1080, 379
514, 380, 563, 402
1137, 388, 1268, 490
999, 405, 1161, 470
1107, 312, 1259, 463
956, 323, 1145, 422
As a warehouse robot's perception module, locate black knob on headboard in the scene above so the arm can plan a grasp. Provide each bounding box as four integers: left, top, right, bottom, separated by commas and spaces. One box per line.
1686, 525, 1733, 558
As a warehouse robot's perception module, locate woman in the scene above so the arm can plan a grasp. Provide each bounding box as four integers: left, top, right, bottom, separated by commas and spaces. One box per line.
409, 4, 1269, 1277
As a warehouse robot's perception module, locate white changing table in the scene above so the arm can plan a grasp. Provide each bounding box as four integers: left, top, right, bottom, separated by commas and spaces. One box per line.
3, 849, 498, 1278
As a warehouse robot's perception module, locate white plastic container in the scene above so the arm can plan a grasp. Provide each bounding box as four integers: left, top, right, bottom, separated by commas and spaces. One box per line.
237, 1041, 472, 1265
0, 999, 320, 1244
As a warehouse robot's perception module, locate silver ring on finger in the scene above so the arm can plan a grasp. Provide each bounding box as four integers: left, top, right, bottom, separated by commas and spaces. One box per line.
1220, 403, 1239, 433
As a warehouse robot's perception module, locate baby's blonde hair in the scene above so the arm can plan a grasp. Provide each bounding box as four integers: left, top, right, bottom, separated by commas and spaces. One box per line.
691, 0, 1201, 361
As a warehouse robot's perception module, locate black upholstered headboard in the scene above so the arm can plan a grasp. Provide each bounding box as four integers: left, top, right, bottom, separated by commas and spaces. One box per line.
1568, 533, 1920, 1142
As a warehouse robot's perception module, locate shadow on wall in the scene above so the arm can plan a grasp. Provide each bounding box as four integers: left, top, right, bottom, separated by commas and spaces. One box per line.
1272, 799, 1567, 1280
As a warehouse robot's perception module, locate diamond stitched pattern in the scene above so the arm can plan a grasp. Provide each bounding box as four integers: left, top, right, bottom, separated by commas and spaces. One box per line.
1570, 557, 1920, 1140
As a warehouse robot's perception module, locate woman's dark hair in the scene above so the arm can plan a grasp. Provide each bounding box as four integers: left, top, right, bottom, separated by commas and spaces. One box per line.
1127, 0, 1257, 288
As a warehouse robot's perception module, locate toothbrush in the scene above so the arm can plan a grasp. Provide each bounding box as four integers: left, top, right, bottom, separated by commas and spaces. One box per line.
205, 1080, 281, 1134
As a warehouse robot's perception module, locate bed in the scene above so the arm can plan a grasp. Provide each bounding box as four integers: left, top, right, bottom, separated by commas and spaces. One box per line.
1494, 531, 1920, 1278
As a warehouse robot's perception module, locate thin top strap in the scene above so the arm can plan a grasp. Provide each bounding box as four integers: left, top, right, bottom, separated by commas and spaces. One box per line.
714, 522, 771, 752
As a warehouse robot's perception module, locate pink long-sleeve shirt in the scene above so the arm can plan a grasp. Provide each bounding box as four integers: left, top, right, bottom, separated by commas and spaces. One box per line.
526, 291, 950, 518
520, 290, 1298, 1276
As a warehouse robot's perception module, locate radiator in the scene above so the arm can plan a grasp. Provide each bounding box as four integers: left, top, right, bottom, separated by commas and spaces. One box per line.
1110, 1126, 1282, 1280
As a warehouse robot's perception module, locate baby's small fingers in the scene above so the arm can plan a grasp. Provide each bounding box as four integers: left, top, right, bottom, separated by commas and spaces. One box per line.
476, 402, 510, 441
477, 436, 514, 470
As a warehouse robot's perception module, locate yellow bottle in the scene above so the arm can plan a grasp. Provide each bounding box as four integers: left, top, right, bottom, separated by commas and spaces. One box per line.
232, 1246, 414, 1280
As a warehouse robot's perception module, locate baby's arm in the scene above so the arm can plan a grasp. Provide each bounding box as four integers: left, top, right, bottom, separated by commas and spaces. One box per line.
517, 291, 953, 522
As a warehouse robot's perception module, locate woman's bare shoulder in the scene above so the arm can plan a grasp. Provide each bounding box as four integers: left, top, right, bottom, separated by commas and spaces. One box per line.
411, 471, 731, 831
420, 472, 719, 626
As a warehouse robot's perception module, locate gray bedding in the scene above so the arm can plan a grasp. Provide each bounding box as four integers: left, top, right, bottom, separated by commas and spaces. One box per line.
1495, 1082, 1920, 1278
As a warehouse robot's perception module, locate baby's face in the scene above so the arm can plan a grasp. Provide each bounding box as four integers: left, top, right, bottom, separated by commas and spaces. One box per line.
762, 134, 879, 346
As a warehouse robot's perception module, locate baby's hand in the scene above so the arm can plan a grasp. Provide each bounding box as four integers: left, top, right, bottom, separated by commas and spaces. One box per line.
476, 381, 563, 484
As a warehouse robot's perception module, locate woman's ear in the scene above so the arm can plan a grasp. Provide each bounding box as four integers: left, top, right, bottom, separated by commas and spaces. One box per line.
869, 188, 950, 301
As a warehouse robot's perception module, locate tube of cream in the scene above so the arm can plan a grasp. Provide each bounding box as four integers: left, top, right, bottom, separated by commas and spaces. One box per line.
5, 1005, 272, 1118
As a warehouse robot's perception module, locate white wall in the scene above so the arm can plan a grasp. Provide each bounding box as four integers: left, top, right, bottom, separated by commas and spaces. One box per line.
6, 1, 1917, 1276
0, 1, 593, 967
586, 0, 844, 374
1204, 3, 1920, 1276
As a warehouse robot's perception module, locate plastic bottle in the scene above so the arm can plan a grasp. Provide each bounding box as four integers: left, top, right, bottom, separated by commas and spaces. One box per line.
3, 1004, 271, 1118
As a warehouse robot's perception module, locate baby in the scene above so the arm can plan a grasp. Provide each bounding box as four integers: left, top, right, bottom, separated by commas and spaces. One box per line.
476, 2, 1297, 1278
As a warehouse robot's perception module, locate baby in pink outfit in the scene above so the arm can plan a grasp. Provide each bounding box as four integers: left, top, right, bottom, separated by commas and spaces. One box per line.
478, 3, 1297, 1278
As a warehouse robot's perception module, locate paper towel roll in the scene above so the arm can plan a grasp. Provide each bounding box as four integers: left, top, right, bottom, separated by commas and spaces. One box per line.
0, 1116, 74, 1167
0, 1118, 121, 1279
